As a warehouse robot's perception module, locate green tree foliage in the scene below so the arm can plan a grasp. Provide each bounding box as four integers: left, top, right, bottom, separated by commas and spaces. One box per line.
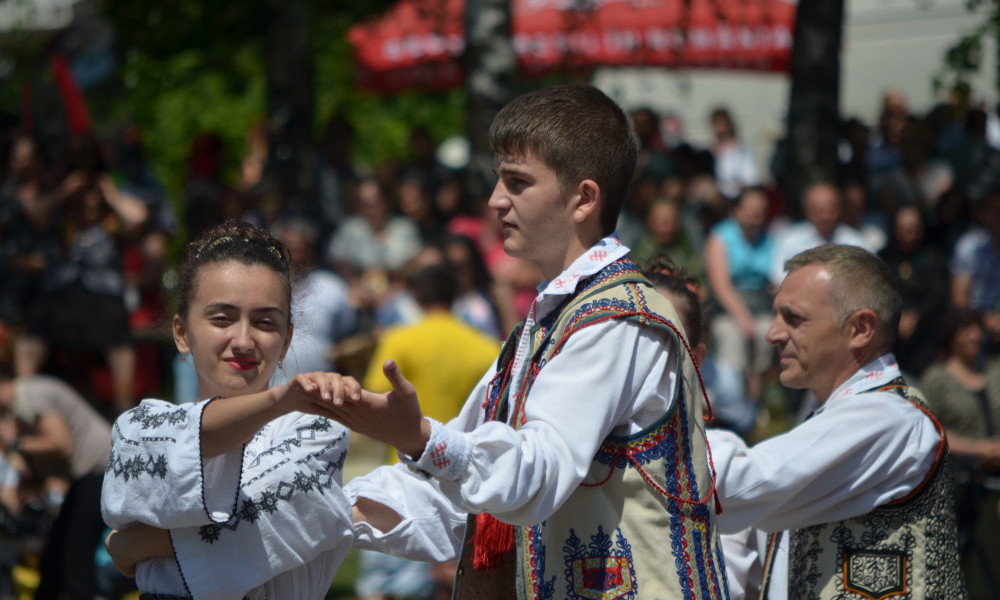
96, 1, 465, 212
935, 0, 1000, 101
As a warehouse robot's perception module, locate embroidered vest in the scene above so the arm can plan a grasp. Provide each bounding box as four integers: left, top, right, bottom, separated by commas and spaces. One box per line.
778, 379, 968, 600
453, 258, 730, 600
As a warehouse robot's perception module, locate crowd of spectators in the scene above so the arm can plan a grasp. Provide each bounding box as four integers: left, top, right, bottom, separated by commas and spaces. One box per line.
0, 86, 1000, 597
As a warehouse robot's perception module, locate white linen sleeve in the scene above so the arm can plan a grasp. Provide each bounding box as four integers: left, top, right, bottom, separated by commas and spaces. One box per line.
401, 320, 676, 526
102, 398, 240, 529
166, 415, 355, 599
346, 462, 469, 562
709, 391, 941, 533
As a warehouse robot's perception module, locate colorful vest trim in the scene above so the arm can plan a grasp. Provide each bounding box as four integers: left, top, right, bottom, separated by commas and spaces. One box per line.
460, 258, 729, 600
778, 379, 968, 600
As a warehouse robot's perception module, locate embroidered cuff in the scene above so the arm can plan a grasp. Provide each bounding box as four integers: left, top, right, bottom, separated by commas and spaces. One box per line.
400, 418, 470, 482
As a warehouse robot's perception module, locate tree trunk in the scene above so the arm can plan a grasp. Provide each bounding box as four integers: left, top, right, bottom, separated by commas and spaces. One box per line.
264, 0, 315, 217
782, 0, 845, 217
463, 0, 517, 200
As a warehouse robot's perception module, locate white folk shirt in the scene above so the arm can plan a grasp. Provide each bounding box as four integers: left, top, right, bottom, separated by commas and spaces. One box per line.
347, 235, 681, 559
102, 399, 355, 600
708, 354, 940, 600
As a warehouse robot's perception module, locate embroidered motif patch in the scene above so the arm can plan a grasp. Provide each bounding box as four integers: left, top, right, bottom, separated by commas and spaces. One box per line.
843, 549, 907, 599
570, 556, 634, 599
561, 527, 637, 600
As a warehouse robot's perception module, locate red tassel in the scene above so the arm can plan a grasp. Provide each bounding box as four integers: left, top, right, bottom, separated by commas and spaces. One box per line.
472, 513, 513, 570
714, 488, 724, 515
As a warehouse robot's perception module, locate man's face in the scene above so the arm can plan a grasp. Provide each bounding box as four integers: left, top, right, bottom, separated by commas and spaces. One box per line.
766, 264, 853, 400
488, 152, 576, 278
804, 186, 841, 239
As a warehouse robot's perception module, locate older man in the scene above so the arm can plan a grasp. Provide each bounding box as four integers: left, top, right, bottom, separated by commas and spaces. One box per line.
710, 245, 968, 599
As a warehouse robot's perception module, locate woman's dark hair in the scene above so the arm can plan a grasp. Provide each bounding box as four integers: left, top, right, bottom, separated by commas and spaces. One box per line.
641, 256, 703, 346
935, 307, 983, 358
175, 220, 292, 320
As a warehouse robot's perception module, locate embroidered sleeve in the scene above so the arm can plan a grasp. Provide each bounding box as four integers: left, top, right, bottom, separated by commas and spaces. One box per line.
401, 418, 471, 481
102, 399, 222, 529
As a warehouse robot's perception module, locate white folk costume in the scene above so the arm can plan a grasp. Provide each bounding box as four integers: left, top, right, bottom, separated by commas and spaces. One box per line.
709, 355, 968, 599
348, 235, 730, 599
101, 399, 354, 600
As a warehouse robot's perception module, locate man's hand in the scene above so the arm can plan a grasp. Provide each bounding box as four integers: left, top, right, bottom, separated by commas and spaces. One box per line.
326, 360, 431, 459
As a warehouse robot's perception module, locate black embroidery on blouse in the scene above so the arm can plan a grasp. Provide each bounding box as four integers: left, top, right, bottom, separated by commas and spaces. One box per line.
197, 421, 347, 544
106, 448, 169, 481
129, 403, 189, 429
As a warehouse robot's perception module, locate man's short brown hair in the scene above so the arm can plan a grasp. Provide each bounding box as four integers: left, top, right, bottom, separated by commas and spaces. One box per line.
488, 84, 638, 236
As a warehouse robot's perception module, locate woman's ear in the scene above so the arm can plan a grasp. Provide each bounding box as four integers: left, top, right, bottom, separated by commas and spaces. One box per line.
173, 314, 191, 355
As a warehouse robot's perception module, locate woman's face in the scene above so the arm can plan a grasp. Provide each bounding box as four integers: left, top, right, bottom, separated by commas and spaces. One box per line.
173, 261, 292, 399
952, 322, 984, 362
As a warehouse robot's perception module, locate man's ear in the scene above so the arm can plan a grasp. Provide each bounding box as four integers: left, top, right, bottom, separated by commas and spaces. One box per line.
573, 179, 601, 225
847, 309, 878, 351
173, 314, 191, 355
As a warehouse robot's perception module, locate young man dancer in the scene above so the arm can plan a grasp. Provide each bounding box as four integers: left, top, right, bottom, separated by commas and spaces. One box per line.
331, 84, 730, 599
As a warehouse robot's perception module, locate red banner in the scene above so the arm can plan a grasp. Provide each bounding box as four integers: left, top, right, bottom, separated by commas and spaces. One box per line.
349, 0, 796, 92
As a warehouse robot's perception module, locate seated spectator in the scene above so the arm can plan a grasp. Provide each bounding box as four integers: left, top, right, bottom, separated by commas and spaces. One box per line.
325, 176, 422, 284
877, 116, 954, 217
0, 371, 111, 599
709, 107, 761, 201
919, 308, 1000, 589
629, 195, 702, 278
878, 204, 950, 377
770, 181, 872, 284
704, 187, 775, 404
951, 187, 1000, 348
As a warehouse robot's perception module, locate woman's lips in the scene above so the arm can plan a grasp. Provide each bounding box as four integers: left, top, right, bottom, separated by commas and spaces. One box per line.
225, 359, 258, 371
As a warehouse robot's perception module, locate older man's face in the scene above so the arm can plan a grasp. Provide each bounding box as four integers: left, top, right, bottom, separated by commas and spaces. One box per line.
766, 264, 855, 401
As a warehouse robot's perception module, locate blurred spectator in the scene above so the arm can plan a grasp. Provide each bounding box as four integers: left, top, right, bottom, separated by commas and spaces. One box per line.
868, 88, 910, 186
841, 178, 888, 252
182, 132, 234, 238
877, 116, 954, 216
272, 216, 358, 381
631, 107, 676, 185
0, 135, 62, 331
878, 204, 950, 377
358, 264, 499, 600
709, 106, 760, 201
629, 195, 702, 278
15, 172, 147, 414
950, 187, 1000, 346
919, 309, 1000, 590
441, 233, 507, 339
837, 117, 871, 190
325, 176, 422, 281
770, 182, 872, 284
397, 169, 444, 244
943, 107, 1000, 201
704, 187, 775, 404
0, 372, 111, 600
315, 114, 359, 246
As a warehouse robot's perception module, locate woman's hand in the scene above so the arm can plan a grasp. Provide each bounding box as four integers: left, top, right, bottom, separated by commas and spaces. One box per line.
273, 371, 363, 416
325, 360, 431, 459
105, 524, 173, 577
